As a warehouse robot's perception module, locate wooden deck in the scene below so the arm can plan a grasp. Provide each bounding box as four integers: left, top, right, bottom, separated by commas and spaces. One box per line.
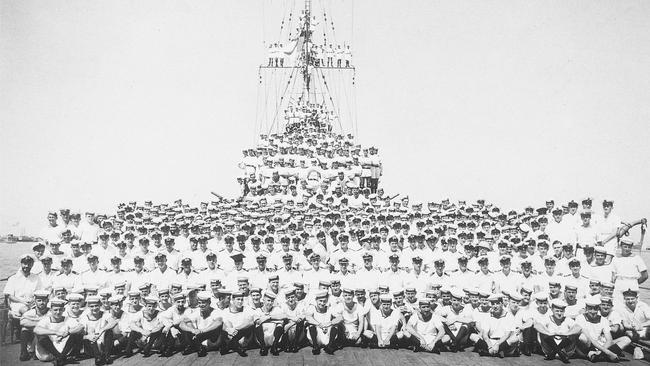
1, 342, 648, 366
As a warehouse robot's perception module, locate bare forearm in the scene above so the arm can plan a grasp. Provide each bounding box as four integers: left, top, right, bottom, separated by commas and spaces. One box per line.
178, 321, 196, 333
200, 319, 223, 334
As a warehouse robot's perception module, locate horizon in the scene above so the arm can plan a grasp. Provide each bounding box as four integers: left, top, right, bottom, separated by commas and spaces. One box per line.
2, 0, 650, 236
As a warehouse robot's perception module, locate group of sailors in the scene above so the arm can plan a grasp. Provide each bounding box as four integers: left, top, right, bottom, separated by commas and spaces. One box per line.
266, 43, 352, 68
5, 193, 649, 365
239, 124, 382, 197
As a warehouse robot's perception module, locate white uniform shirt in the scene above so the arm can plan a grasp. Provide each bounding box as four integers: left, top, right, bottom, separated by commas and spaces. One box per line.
575, 314, 609, 345
3, 270, 42, 312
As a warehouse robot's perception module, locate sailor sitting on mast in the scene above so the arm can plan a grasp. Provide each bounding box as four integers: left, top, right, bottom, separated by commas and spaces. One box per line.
326, 44, 334, 67
344, 45, 352, 68
267, 44, 274, 67
336, 45, 343, 68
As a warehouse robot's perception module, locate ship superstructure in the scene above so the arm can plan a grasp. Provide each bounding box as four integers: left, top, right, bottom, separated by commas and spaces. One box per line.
240, 0, 382, 199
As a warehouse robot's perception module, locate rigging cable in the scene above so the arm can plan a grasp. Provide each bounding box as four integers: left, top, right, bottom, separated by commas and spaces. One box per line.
268, 66, 298, 134
317, 67, 344, 133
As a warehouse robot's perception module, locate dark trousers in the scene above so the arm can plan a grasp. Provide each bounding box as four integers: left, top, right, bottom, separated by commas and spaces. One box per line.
308, 324, 339, 351
125, 330, 162, 355
221, 325, 253, 353
369, 178, 379, 193
410, 336, 443, 353
37, 333, 83, 360
83, 330, 113, 362
521, 327, 541, 354
474, 338, 519, 357
254, 324, 283, 350
281, 320, 304, 352
181, 327, 223, 349
20, 329, 35, 357
160, 331, 181, 355
443, 324, 471, 351
539, 333, 578, 359
362, 333, 399, 349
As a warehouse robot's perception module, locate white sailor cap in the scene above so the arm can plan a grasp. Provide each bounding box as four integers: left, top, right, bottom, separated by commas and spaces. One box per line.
108, 295, 124, 304
585, 295, 601, 307
450, 288, 465, 299
379, 294, 392, 303
34, 290, 50, 298
551, 299, 568, 308
534, 292, 549, 302
488, 294, 502, 302
197, 291, 212, 301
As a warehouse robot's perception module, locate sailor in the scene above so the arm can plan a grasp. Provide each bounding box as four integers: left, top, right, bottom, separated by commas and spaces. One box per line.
80, 296, 114, 366
563, 258, 590, 299
403, 299, 445, 353
611, 238, 648, 300
338, 287, 365, 346
125, 256, 147, 292
355, 252, 381, 290
176, 257, 200, 291
79, 255, 106, 290
305, 290, 343, 354
428, 259, 451, 290
519, 292, 550, 356
335, 44, 343, 67
159, 291, 189, 356
46, 242, 66, 269
493, 256, 520, 295
36, 255, 57, 293
41, 211, 63, 244
267, 43, 274, 67
133, 237, 156, 270
574, 211, 598, 247
280, 287, 305, 352
534, 299, 581, 363
325, 44, 334, 67
178, 291, 224, 357
161, 237, 182, 271
220, 291, 255, 357
249, 254, 271, 289
474, 256, 494, 294
148, 253, 176, 295
619, 288, 650, 343
562, 284, 585, 320
73, 242, 93, 273
449, 255, 475, 290
575, 295, 628, 362
98, 288, 112, 312
105, 256, 129, 291
34, 298, 84, 364
436, 288, 473, 352
589, 247, 614, 284
473, 294, 519, 358
344, 45, 352, 67
403, 256, 428, 294
253, 292, 284, 356
276, 254, 303, 291
124, 296, 164, 357
199, 252, 224, 285
5, 255, 41, 324
18, 290, 51, 361
302, 253, 328, 293
366, 294, 404, 349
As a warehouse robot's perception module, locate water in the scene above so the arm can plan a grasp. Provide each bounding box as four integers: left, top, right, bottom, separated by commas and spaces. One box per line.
0, 242, 36, 293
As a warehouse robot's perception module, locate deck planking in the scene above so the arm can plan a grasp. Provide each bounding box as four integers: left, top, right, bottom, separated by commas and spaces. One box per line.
1, 340, 649, 366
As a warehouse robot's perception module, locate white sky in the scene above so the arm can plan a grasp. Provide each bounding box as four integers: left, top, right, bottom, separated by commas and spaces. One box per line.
1, 0, 650, 235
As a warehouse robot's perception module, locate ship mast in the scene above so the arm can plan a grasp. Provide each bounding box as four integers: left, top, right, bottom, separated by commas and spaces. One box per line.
257, 0, 357, 137
301, 0, 312, 100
